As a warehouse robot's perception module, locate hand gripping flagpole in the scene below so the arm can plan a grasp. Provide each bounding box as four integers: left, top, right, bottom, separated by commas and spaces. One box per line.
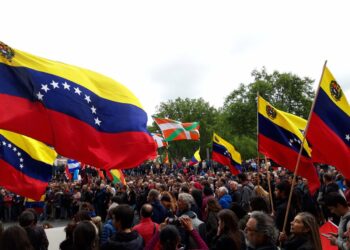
281, 60, 327, 234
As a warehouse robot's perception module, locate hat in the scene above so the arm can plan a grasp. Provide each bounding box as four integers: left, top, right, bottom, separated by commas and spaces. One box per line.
193, 182, 202, 190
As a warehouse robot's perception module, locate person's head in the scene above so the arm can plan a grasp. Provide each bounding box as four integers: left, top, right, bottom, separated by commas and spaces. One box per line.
217, 209, 239, 235
140, 203, 153, 219
0, 225, 33, 250
229, 180, 238, 191
323, 173, 333, 183
290, 212, 322, 249
74, 210, 92, 223
25, 209, 38, 225
203, 185, 213, 196
275, 181, 291, 199
177, 193, 194, 212
250, 196, 269, 213
217, 186, 228, 198
19, 211, 35, 228
112, 204, 134, 230
325, 192, 349, 216
73, 221, 97, 250
238, 173, 248, 183
147, 189, 160, 203
206, 198, 222, 213
245, 211, 278, 248
159, 225, 181, 250
64, 222, 77, 240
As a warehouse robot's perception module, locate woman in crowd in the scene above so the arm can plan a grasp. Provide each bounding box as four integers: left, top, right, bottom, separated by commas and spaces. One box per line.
279, 212, 322, 250
0, 225, 34, 250
73, 220, 99, 250
211, 209, 244, 250
204, 198, 221, 247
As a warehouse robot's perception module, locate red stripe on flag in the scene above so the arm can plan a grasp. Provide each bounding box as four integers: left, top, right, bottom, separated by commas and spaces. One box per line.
0, 159, 48, 200
212, 151, 240, 175
0, 94, 157, 170
308, 113, 350, 179
259, 134, 320, 194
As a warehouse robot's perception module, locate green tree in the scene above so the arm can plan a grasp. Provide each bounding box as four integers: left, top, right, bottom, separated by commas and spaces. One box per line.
151, 97, 219, 160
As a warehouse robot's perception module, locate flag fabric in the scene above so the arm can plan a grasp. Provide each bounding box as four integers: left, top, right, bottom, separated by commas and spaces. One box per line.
0, 129, 56, 200
212, 133, 242, 175
153, 117, 200, 141
0, 41, 156, 170
319, 221, 338, 250
151, 133, 168, 148
258, 96, 320, 194
108, 169, 126, 185
25, 195, 46, 214
307, 66, 350, 178
64, 166, 72, 180
67, 159, 81, 172
163, 150, 170, 164
189, 148, 201, 166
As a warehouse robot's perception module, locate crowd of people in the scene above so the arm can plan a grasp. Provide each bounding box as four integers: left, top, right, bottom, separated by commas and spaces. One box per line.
1, 161, 350, 250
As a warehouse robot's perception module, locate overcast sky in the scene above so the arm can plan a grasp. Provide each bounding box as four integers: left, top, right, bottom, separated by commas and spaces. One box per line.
2, 0, 350, 123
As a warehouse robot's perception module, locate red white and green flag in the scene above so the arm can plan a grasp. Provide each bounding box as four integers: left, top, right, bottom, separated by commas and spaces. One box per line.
151, 133, 168, 148
153, 117, 200, 141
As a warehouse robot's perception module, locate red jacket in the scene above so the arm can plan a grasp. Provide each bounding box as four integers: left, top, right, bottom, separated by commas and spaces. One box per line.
133, 217, 160, 248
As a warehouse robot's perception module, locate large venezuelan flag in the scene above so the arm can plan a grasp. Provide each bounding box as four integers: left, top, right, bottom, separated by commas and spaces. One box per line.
0, 129, 56, 200
0, 41, 156, 170
258, 96, 320, 194
212, 133, 242, 175
307, 66, 350, 178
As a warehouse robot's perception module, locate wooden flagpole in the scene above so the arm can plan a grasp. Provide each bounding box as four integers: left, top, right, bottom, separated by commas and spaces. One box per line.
281, 60, 327, 234
265, 155, 275, 214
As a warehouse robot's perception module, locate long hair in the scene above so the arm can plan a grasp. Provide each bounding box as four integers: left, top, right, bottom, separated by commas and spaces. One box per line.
207, 198, 222, 213
297, 212, 322, 250
217, 209, 241, 249
0, 225, 33, 250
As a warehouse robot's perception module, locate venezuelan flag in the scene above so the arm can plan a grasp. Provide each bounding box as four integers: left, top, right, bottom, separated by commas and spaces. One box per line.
109, 169, 126, 185
258, 96, 320, 193
25, 195, 46, 214
212, 133, 242, 175
307, 66, 350, 178
0, 129, 56, 200
0, 41, 156, 170
189, 148, 201, 166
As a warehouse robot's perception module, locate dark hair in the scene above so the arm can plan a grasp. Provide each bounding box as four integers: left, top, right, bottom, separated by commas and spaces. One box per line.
161, 193, 172, 203
250, 196, 269, 213
217, 209, 241, 249
203, 185, 213, 196
238, 173, 248, 182
19, 211, 35, 227
276, 181, 291, 195
159, 225, 180, 250
113, 204, 134, 229
64, 222, 77, 240
140, 204, 153, 218
230, 202, 247, 219
191, 189, 203, 211
0, 225, 33, 250
207, 198, 222, 213
73, 221, 97, 250
325, 192, 348, 207
323, 173, 333, 182
74, 211, 92, 222
25, 208, 38, 225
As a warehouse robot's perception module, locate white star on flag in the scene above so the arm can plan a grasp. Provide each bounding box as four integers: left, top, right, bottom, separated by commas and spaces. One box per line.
2, 141, 6, 146
91, 106, 97, 114
37, 92, 44, 100
20, 164, 24, 169
8, 143, 12, 148
84, 95, 92, 103
13, 147, 17, 152
50, 80, 59, 89
94, 117, 102, 126
346, 134, 350, 141
20, 158, 24, 162
62, 82, 71, 90
17, 152, 21, 156
74, 87, 82, 95
41, 84, 50, 93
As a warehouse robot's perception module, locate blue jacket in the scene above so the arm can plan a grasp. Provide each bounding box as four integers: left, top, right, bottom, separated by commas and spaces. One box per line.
219, 194, 232, 209
101, 219, 117, 245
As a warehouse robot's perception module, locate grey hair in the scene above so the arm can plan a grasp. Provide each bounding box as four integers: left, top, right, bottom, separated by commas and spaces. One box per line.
148, 189, 160, 201
250, 211, 278, 245
178, 193, 194, 210
219, 186, 228, 194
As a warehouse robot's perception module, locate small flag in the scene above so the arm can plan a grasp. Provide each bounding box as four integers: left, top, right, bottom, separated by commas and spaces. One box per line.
189, 149, 201, 166
153, 117, 200, 141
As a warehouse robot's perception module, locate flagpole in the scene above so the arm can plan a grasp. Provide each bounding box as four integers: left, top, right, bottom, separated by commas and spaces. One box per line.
256, 92, 260, 186
265, 155, 275, 214
281, 60, 327, 234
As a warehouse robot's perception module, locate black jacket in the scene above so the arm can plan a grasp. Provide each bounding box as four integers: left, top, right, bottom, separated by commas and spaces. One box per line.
282, 234, 315, 250
100, 231, 144, 250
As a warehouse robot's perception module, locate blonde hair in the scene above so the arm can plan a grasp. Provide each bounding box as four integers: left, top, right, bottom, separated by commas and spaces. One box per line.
297, 212, 322, 250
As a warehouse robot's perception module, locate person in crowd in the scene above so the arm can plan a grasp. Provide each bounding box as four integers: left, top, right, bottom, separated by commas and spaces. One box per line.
101, 204, 144, 250
201, 184, 214, 220
177, 192, 207, 248
73, 220, 98, 250
0, 225, 34, 250
145, 216, 208, 250
211, 209, 245, 250
238, 173, 254, 212
191, 188, 203, 220
59, 222, 77, 250
324, 192, 350, 249
148, 189, 169, 224
228, 180, 241, 203
245, 211, 278, 250
100, 204, 118, 245
217, 186, 232, 209
204, 198, 221, 247
279, 212, 322, 250
133, 203, 160, 247
161, 192, 177, 216
19, 210, 49, 250
318, 173, 341, 221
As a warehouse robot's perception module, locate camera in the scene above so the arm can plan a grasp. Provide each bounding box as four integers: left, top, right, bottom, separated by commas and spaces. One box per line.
168, 216, 181, 226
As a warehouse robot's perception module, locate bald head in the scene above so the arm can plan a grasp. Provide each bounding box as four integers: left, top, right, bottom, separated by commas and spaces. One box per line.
140, 203, 153, 218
